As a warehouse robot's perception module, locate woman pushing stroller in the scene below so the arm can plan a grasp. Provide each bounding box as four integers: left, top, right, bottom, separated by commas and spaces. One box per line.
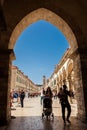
42, 86, 54, 119
45, 86, 53, 99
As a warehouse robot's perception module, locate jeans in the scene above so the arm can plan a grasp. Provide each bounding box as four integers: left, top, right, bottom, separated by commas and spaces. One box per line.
61, 102, 71, 122
40, 96, 44, 105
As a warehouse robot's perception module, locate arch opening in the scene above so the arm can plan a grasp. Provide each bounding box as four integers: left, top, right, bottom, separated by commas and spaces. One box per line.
9, 8, 78, 52
9, 8, 85, 121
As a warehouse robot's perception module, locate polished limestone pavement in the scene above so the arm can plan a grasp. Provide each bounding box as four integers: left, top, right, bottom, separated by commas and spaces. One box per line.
0, 97, 87, 130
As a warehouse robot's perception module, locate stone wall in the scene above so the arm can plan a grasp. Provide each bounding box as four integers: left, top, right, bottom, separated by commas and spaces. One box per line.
0, 0, 87, 125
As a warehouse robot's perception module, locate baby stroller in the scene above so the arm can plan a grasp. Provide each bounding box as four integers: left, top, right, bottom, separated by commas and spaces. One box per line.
42, 96, 54, 119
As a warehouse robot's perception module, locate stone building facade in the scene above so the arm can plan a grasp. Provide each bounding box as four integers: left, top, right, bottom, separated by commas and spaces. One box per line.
0, 0, 87, 126
11, 65, 38, 94
46, 48, 76, 102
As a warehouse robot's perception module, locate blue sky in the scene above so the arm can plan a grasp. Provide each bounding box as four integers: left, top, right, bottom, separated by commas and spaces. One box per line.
13, 20, 69, 84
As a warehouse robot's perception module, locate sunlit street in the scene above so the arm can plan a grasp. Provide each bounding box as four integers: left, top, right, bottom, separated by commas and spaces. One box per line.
4, 96, 85, 130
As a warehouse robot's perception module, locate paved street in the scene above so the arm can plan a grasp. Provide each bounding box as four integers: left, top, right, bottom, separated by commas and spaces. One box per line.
1, 97, 87, 130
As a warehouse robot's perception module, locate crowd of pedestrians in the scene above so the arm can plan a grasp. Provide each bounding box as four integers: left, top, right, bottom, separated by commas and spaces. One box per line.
10, 89, 40, 108
10, 89, 25, 108
10, 84, 74, 125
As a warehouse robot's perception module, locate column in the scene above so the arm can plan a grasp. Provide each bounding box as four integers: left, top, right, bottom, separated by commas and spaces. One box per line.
0, 49, 15, 125
70, 49, 86, 122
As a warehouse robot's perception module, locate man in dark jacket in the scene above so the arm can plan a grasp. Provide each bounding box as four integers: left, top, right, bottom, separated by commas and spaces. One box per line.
58, 85, 72, 124
20, 90, 25, 107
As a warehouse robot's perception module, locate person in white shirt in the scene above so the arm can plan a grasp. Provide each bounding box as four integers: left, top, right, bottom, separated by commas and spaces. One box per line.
40, 88, 45, 105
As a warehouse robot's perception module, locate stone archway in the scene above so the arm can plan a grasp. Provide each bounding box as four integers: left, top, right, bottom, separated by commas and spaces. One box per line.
62, 67, 67, 85
0, 6, 86, 125
9, 8, 78, 50
67, 59, 74, 90
9, 7, 85, 121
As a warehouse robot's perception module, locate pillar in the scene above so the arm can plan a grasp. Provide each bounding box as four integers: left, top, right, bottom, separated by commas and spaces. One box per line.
0, 49, 15, 126
79, 48, 87, 122
70, 49, 86, 122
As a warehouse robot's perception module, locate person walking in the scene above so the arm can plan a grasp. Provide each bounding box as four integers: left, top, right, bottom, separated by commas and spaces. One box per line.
58, 85, 72, 125
40, 88, 45, 105
20, 90, 25, 108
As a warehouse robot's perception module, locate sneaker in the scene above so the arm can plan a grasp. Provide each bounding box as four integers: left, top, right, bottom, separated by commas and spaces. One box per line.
66, 119, 71, 123
64, 120, 66, 125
